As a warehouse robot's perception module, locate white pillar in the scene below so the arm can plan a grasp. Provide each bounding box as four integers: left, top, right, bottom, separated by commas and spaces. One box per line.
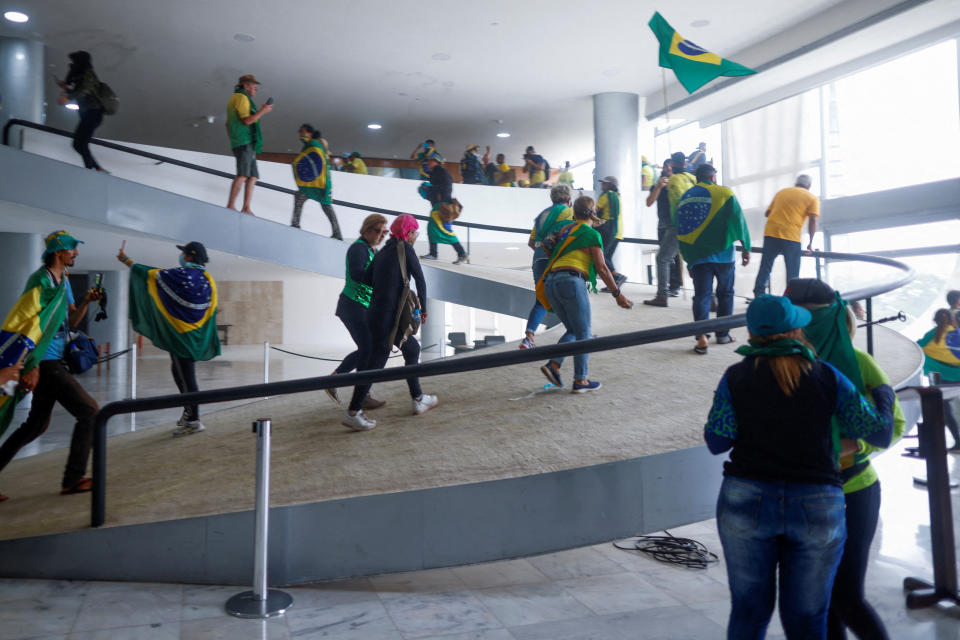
420, 298, 447, 360
84, 269, 130, 354
0, 37, 45, 147
594, 92, 644, 275
0, 233, 42, 311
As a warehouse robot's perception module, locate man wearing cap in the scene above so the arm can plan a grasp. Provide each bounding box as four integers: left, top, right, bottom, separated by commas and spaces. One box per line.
677, 164, 751, 354
460, 144, 486, 184
344, 152, 368, 175
752, 175, 820, 299
118, 241, 221, 437
225, 74, 274, 215
420, 152, 469, 264
596, 176, 627, 290
0, 231, 102, 499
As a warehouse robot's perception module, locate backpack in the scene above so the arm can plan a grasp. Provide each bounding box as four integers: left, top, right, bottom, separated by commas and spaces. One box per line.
389, 242, 422, 349
94, 81, 119, 115
542, 158, 550, 182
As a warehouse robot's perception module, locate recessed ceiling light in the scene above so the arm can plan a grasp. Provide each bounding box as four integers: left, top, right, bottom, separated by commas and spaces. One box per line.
496, 132, 510, 138
505, 246, 519, 251
65, 103, 79, 110
690, 19, 710, 28
15, 52, 25, 60
367, 123, 382, 130
3, 11, 29, 23
233, 33, 255, 42
431, 52, 450, 61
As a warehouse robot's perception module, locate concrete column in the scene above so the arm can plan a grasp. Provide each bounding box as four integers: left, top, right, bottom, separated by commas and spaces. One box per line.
420, 298, 446, 361
593, 92, 644, 277
84, 269, 130, 354
0, 37, 45, 147
0, 232, 42, 312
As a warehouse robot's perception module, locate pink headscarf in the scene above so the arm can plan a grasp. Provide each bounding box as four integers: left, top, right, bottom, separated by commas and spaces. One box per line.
390, 214, 420, 242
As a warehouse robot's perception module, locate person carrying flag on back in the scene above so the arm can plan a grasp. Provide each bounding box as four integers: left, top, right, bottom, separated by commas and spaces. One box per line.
118, 241, 220, 437
419, 152, 469, 264
290, 123, 342, 239
676, 164, 751, 355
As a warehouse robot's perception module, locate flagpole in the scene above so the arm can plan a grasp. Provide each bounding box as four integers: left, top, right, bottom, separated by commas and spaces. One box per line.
661, 68, 672, 154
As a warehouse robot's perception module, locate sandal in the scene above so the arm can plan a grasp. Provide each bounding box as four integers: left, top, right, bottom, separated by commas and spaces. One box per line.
716, 335, 736, 345
61, 478, 93, 495
694, 345, 708, 355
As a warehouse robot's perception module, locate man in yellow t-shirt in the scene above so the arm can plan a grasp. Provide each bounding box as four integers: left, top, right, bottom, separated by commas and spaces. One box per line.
752, 175, 820, 299
343, 152, 368, 175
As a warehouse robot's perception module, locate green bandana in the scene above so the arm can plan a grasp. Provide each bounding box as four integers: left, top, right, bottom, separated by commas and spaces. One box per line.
801, 295, 864, 393
735, 338, 816, 363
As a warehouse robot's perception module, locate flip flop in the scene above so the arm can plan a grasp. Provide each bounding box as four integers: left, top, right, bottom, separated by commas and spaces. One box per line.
694, 345, 708, 355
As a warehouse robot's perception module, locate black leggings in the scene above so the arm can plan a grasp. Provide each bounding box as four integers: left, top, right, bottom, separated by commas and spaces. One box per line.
348, 332, 422, 412
335, 298, 370, 375
427, 240, 466, 258
73, 109, 104, 170
170, 355, 199, 420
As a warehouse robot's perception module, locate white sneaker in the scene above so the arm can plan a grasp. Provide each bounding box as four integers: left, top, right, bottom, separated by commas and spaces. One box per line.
172, 420, 204, 437
412, 394, 438, 415
342, 410, 376, 431
176, 410, 190, 427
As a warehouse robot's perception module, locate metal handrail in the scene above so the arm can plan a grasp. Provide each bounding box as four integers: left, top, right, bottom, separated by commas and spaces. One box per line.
1, 119, 918, 527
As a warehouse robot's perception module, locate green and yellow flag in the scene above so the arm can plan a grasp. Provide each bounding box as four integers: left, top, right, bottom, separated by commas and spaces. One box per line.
676, 183, 751, 264
648, 12, 757, 94
0, 268, 70, 437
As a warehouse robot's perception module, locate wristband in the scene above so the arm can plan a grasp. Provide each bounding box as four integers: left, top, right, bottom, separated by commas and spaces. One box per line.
610, 288, 621, 298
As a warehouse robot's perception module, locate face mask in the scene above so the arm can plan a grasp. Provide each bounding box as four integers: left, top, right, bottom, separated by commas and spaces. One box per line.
179, 255, 188, 267
300, 136, 311, 143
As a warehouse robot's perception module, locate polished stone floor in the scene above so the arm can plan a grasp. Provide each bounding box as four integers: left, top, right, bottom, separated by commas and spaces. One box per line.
2, 434, 960, 638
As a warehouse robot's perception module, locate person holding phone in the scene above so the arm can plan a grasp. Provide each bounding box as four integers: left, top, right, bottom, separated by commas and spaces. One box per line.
225, 74, 273, 215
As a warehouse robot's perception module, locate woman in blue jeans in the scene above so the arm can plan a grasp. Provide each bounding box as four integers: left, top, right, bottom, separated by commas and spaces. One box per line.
536, 196, 632, 393
704, 295, 895, 639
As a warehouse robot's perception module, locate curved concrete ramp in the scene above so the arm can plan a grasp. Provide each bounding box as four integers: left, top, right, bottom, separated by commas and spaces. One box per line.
0, 283, 922, 584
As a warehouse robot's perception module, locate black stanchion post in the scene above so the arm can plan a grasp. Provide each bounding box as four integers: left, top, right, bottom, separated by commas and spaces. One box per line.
865, 297, 874, 356
814, 250, 822, 280
903, 386, 960, 609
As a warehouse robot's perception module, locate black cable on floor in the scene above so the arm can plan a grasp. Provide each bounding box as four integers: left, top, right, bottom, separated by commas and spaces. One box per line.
614, 530, 719, 569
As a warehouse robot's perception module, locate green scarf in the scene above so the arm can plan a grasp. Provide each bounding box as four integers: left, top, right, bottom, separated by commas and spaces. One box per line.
801, 295, 864, 393
227, 88, 263, 153
735, 338, 817, 363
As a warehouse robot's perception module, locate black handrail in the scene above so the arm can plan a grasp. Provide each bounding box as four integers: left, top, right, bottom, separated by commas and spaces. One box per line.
87, 249, 915, 527
1, 119, 917, 528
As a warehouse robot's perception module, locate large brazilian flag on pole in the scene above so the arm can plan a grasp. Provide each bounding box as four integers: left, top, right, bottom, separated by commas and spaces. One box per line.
0, 268, 69, 437
676, 183, 751, 264
648, 12, 757, 94
128, 264, 221, 362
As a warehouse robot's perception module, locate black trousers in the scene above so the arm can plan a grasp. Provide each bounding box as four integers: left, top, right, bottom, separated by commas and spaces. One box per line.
428, 240, 467, 258
170, 355, 199, 421
73, 109, 104, 170
348, 330, 422, 412
335, 297, 371, 375
0, 360, 98, 488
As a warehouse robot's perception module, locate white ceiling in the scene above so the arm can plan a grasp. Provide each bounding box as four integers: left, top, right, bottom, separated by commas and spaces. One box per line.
0, 0, 954, 166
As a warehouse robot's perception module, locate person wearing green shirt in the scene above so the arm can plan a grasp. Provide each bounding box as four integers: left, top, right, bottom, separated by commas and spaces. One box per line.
225, 74, 273, 215
785, 278, 905, 640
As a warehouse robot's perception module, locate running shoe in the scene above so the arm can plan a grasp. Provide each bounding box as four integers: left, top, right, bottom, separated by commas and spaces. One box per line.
453, 255, 470, 265
413, 393, 438, 415
540, 363, 562, 387
173, 420, 205, 437
519, 336, 536, 349
342, 410, 376, 431
571, 380, 602, 394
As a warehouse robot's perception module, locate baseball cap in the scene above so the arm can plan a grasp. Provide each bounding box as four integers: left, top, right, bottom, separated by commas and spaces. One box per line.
43, 230, 83, 257
599, 176, 618, 188
784, 278, 836, 305
177, 241, 209, 265
746, 295, 812, 337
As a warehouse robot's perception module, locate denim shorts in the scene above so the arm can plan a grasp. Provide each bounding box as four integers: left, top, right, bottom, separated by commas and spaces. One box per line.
232, 143, 259, 178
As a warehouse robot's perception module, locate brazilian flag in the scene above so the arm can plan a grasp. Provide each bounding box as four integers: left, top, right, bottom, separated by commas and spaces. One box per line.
0, 268, 70, 437
648, 12, 756, 94
128, 264, 221, 362
676, 183, 751, 264
918, 328, 960, 382
293, 142, 331, 204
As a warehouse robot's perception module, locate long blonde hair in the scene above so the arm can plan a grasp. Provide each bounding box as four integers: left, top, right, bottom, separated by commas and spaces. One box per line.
750, 328, 817, 397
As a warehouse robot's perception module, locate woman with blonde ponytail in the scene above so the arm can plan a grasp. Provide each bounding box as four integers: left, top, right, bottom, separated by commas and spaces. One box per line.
704, 295, 895, 639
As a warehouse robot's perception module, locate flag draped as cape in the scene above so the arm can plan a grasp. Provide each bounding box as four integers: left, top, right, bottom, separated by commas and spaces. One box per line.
676, 183, 751, 263
293, 141, 332, 204
648, 12, 757, 94
535, 222, 601, 311
0, 268, 69, 437
918, 327, 960, 382
128, 264, 221, 361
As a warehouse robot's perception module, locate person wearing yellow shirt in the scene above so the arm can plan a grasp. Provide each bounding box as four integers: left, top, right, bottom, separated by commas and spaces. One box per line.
523, 146, 547, 187
225, 74, 274, 215
665, 151, 696, 220
596, 176, 627, 289
752, 175, 820, 299
343, 152, 368, 175
557, 161, 574, 187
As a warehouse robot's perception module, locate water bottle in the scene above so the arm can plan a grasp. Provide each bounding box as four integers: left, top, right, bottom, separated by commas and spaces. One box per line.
413, 308, 421, 323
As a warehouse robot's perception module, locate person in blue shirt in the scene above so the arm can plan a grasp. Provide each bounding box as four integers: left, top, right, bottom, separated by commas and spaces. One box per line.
704, 295, 894, 640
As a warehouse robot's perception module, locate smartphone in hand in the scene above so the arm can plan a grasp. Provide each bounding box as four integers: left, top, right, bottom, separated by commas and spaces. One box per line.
265, 97, 274, 105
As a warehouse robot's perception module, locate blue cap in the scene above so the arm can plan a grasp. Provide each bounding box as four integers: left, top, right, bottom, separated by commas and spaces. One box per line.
746, 295, 812, 337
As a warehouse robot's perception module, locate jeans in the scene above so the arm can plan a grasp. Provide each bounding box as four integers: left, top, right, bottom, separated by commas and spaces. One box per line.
73, 109, 104, 170
718, 475, 846, 640
544, 271, 591, 380
0, 360, 98, 488
170, 355, 199, 421
334, 296, 371, 375
691, 261, 735, 338
753, 236, 802, 298
827, 480, 888, 640
656, 225, 680, 296
525, 256, 549, 335
427, 240, 467, 259
598, 222, 619, 273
